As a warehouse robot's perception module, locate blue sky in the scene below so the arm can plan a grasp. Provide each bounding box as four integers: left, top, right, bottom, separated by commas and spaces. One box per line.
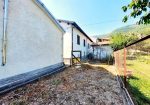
41, 0, 138, 36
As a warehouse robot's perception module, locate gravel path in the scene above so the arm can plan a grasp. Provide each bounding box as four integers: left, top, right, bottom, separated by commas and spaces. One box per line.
0, 64, 126, 105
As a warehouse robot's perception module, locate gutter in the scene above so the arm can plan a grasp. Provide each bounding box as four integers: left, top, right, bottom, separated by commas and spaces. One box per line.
2, 0, 9, 66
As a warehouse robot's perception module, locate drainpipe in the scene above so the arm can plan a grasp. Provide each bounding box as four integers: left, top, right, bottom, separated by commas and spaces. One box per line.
2, 0, 9, 66
71, 26, 74, 65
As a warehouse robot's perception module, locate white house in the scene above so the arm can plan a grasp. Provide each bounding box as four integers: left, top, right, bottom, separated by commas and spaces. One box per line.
0, 0, 65, 93
58, 20, 93, 65
91, 37, 113, 60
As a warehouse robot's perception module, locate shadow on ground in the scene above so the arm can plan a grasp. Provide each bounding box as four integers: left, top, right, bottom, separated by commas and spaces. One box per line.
129, 76, 139, 80
0, 61, 149, 105
0, 62, 126, 105
127, 77, 150, 105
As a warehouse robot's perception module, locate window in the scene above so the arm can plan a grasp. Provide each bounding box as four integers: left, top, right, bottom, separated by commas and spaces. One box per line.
83, 39, 85, 47
88, 43, 90, 48
77, 35, 80, 45
84, 52, 86, 58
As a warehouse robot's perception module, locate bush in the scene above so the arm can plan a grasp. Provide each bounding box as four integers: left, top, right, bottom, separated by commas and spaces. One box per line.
110, 33, 138, 51
87, 53, 94, 60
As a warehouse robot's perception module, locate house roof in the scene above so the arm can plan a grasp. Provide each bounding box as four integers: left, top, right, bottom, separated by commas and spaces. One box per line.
98, 38, 110, 40
98, 41, 111, 45
33, 0, 65, 33
97, 37, 110, 45
58, 19, 93, 42
91, 43, 99, 46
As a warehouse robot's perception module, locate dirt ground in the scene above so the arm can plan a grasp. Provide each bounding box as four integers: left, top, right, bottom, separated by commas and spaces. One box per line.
0, 64, 126, 105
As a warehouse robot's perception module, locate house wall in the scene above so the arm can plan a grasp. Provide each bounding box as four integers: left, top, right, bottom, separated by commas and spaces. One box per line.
59, 22, 72, 59
93, 45, 113, 60
87, 38, 93, 54
93, 46, 100, 59
101, 46, 113, 59
59, 22, 72, 65
72, 27, 92, 59
59, 21, 92, 65
0, 0, 63, 80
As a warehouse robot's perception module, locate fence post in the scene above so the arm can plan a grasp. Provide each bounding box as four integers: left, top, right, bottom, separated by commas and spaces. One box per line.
124, 48, 127, 87
117, 51, 121, 76
115, 51, 118, 75
114, 52, 116, 67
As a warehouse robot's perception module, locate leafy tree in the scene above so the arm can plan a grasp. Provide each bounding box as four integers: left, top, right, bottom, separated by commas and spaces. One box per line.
122, 0, 150, 24
110, 33, 138, 51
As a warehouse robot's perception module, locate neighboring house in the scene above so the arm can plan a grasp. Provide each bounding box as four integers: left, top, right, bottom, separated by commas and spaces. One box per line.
0, 0, 65, 93
58, 20, 93, 65
91, 37, 113, 60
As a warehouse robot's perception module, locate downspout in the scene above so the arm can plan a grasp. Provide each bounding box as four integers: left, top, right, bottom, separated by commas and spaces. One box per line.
71, 26, 74, 65
86, 38, 87, 58
2, 0, 9, 66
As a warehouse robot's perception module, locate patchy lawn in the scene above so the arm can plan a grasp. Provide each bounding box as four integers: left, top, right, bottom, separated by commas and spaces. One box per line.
127, 55, 150, 105
0, 64, 126, 105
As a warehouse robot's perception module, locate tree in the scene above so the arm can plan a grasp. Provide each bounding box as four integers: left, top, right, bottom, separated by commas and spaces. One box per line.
110, 33, 138, 51
122, 0, 150, 24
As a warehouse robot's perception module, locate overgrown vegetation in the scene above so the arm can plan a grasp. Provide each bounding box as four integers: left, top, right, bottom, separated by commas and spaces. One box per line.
124, 38, 150, 105
110, 33, 138, 51
110, 24, 150, 51
127, 54, 150, 105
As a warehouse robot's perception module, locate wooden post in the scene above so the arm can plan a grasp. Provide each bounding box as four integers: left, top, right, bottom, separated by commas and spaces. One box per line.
124, 48, 127, 87
114, 52, 117, 68
117, 51, 121, 76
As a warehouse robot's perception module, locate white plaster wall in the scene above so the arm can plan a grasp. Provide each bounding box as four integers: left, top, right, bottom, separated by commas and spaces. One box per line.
59, 21, 93, 60
73, 28, 92, 58
101, 46, 113, 58
87, 39, 93, 54
93, 46, 100, 59
59, 22, 72, 59
93, 45, 113, 59
0, 0, 63, 79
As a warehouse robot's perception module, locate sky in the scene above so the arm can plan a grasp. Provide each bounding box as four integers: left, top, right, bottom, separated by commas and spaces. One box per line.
41, 0, 138, 36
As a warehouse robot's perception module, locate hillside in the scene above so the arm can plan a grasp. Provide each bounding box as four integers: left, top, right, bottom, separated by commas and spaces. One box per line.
95, 24, 150, 39
93, 34, 111, 39
112, 24, 150, 35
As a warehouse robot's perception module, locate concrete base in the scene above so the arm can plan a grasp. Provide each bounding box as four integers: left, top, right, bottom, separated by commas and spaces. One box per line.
64, 58, 72, 66
0, 62, 65, 95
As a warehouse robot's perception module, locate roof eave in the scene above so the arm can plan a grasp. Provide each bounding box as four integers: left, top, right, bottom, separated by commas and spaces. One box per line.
58, 19, 93, 42
72, 22, 93, 42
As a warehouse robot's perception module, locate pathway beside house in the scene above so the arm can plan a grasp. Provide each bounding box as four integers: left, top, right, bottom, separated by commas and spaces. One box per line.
0, 63, 126, 105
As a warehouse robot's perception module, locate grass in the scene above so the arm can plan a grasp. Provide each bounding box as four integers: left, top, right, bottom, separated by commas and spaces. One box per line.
126, 55, 150, 105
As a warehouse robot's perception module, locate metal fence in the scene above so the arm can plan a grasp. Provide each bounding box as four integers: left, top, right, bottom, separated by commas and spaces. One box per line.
114, 35, 150, 105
